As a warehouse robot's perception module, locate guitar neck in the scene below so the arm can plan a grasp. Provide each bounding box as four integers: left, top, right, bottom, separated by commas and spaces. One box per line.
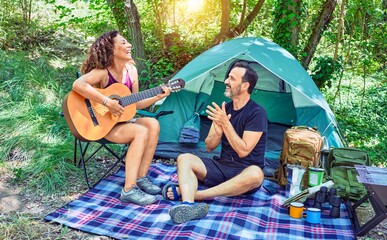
120, 85, 164, 107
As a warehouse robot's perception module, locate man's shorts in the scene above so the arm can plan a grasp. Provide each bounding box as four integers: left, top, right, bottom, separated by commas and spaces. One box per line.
201, 156, 261, 194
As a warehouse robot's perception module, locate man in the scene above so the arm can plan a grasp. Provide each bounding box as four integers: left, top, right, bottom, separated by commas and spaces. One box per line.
164, 61, 268, 224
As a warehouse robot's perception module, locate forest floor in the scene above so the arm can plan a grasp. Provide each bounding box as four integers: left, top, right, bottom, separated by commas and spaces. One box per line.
0, 158, 386, 240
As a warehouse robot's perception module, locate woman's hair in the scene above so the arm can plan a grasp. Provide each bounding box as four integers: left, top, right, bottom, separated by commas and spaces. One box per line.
80, 30, 119, 74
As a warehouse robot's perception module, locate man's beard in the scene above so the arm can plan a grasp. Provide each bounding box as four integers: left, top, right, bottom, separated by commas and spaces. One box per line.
224, 84, 241, 98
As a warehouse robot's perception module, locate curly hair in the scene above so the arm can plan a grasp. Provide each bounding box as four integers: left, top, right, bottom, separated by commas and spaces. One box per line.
80, 30, 119, 74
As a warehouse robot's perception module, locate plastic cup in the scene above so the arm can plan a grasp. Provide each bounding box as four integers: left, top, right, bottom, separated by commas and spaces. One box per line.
308, 167, 325, 187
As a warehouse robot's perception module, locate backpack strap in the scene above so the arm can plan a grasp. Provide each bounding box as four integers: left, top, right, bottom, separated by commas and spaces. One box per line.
347, 168, 365, 199
345, 168, 353, 199
331, 167, 351, 199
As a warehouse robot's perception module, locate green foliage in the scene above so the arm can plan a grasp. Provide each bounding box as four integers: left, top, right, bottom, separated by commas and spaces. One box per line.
48, 0, 115, 37
106, 0, 129, 38
0, 18, 56, 50
311, 56, 343, 88
139, 30, 204, 89
0, 0, 115, 52
139, 58, 174, 90
323, 72, 387, 166
271, 0, 305, 57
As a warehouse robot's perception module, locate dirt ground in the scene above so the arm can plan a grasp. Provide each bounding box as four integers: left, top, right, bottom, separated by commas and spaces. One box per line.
0, 163, 386, 240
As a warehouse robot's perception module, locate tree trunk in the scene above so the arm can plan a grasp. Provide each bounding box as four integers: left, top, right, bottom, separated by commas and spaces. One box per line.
213, 0, 231, 44
239, 0, 247, 26
233, 0, 265, 36
272, 0, 302, 57
106, 0, 146, 72
150, 0, 165, 49
301, 0, 337, 69
289, 0, 301, 49
20, 0, 32, 24
333, 0, 346, 63
333, 7, 359, 107
213, 0, 265, 45
124, 0, 146, 72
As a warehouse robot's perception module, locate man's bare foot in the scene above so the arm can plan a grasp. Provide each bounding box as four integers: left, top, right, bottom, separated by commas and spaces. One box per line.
162, 183, 182, 201
166, 186, 181, 200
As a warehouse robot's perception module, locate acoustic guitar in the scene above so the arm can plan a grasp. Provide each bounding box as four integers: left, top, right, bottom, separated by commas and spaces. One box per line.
62, 78, 185, 141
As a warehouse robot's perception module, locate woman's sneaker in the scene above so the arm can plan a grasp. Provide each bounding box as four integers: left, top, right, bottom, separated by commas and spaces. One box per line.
120, 185, 156, 205
137, 177, 161, 195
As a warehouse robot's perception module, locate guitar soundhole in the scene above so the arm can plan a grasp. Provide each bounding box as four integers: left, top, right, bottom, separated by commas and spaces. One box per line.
109, 95, 122, 106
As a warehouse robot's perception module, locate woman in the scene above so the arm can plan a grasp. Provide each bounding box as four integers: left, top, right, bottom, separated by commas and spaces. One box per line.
72, 30, 172, 206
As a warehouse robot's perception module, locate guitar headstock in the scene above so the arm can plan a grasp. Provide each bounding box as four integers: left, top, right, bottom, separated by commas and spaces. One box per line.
167, 78, 185, 92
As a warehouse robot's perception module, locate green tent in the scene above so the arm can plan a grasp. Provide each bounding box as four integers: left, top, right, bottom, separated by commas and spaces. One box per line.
155, 37, 345, 165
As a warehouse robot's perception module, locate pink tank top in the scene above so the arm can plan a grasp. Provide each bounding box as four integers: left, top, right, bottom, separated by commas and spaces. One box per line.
106, 69, 133, 91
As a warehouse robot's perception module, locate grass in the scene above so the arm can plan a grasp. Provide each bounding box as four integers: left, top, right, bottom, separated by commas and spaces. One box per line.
0, 211, 91, 239
0, 50, 80, 194
0, 213, 44, 239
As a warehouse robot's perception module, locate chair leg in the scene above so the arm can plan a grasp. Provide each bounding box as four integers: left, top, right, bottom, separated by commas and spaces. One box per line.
78, 140, 103, 188
79, 142, 104, 188
74, 138, 125, 188
74, 138, 92, 167
99, 142, 123, 160
77, 140, 91, 188
73, 138, 78, 166
89, 142, 124, 187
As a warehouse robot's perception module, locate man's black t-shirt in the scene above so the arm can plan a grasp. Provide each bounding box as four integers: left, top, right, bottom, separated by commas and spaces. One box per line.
219, 99, 268, 169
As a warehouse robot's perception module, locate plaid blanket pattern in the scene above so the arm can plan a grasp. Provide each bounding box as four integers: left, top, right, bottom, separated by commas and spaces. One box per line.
45, 163, 355, 240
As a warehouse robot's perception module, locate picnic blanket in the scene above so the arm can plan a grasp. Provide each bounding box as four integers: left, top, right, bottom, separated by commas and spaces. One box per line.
45, 163, 355, 240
